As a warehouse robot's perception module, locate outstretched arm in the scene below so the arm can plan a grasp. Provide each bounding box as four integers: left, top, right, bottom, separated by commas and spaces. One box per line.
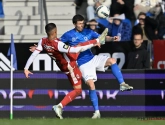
57, 39, 100, 53
24, 50, 40, 70
24, 39, 43, 78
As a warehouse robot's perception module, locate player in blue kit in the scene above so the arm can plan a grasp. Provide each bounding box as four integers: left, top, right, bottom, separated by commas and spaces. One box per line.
60, 14, 133, 119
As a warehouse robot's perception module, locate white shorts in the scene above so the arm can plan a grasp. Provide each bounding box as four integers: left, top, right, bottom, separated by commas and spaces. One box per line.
79, 55, 109, 82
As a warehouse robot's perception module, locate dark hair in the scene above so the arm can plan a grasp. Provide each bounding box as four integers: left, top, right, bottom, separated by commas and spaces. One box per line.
132, 25, 143, 38
88, 19, 97, 23
45, 23, 56, 35
72, 14, 84, 24
138, 12, 146, 19
86, 19, 97, 29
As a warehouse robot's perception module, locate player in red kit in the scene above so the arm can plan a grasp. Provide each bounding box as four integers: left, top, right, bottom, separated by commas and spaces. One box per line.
24, 23, 108, 119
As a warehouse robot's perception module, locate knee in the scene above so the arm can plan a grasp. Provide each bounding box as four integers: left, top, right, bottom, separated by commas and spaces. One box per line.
106, 58, 116, 66
86, 80, 95, 90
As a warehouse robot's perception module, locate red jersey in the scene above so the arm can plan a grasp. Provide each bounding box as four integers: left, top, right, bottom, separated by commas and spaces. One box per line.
39, 38, 78, 72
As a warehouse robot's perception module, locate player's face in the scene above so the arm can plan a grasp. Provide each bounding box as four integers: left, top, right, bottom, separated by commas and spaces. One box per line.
133, 34, 143, 48
75, 21, 85, 32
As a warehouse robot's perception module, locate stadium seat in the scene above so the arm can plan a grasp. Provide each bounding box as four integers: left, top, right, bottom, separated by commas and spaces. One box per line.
1, 0, 75, 42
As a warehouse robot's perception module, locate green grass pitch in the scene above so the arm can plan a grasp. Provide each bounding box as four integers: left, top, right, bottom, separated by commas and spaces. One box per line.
1, 118, 165, 125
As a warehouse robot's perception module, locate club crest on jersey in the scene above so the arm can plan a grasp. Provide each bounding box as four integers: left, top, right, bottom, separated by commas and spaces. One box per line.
63, 45, 69, 49
84, 37, 88, 41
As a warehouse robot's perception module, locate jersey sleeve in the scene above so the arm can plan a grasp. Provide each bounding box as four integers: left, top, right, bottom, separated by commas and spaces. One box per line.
35, 39, 43, 51
91, 30, 100, 39
57, 41, 70, 53
57, 41, 94, 53
24, 39, 43, 70
24, 50, 40, 70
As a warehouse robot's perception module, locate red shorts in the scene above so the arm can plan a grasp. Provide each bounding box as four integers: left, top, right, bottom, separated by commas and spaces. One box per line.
66, 66, 82, 86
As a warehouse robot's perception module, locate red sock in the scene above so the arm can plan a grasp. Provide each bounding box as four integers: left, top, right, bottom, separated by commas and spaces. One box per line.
61, 89, 82, 107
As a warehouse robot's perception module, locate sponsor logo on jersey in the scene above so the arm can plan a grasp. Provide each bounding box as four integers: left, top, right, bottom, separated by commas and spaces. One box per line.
43, 44, 54, 50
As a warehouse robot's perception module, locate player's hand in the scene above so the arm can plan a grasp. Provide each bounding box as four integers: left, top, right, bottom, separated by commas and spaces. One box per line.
29, 44, 37, 52
24, 69, 33, 78
94, 42, 101, 48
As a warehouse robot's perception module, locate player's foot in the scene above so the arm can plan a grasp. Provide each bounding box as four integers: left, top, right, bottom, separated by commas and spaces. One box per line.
120, 83, 133, 91
98, 28, 108, 45
52, 105, 63, 119
91, 111, 101, 119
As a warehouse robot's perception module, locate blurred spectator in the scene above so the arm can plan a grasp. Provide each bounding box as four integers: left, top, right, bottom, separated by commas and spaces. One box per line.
110, 0, 125, 17
133, 12, 158, 41
0, 0, 4, 18
127, 27, 150, 69
86, 0, 111, 21
73, 0, 84, 8
162, 0, 165, 13
106, 14, 132, 42
134, 0, 162, 19
157, 13, 165, 39
72, 0, 84, 9
86, 19, 105, 34
123, 0, 135, 20
110, 0, 134, 20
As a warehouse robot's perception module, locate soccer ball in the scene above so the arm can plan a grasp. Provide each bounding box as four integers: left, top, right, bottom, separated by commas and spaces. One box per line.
96, 5, 110, 18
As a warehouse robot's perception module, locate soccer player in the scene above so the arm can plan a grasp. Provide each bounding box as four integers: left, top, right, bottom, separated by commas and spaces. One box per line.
60, 14, 133, 119
24, 23, 107, 119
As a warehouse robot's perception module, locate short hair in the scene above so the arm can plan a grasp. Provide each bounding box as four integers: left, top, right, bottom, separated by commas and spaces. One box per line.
72, 14, 84, 24
89, 19, 97, 23
132, 26, 143, 38
45, 23, 56, 35
138, 12, 146, 19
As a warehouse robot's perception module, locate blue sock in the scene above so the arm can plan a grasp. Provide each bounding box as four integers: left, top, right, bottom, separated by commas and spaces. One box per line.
89, 90, 99, 111
111, 63, 124, 84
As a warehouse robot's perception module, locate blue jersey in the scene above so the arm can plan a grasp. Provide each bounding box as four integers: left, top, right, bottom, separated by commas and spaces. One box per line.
60, 28, 99, 66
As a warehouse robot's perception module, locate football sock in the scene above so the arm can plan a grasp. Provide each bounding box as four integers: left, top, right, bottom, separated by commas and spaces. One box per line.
111, 63, 124, 84
60, 89, 82, 108
89, 90, 99, 111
